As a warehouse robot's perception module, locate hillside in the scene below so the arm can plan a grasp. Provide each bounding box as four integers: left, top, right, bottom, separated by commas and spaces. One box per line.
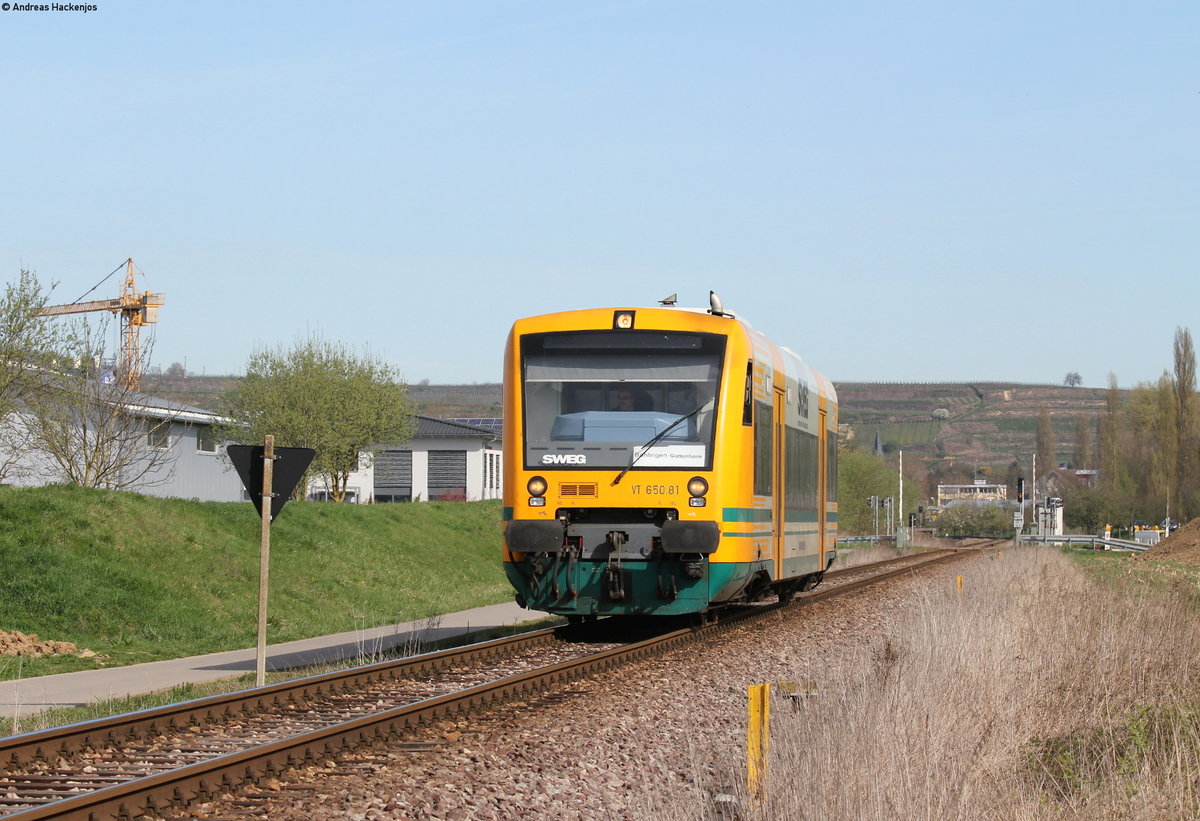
0, 486, 509, 680
837, 382, 1111, 475
150, 377, 1110, 475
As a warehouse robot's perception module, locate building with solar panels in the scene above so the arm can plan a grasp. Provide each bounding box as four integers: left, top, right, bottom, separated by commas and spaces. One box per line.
307, 415, 502, 503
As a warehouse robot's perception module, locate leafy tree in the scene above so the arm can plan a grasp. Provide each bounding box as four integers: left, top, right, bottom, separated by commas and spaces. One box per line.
1124, 373, 1176, 524
935, 504, 1012, 538
226, 333, 414, 502
1063, 372, 1083, 387
0, 269, 61, 482
836, 447, 921, 535
0, 269, 59, 410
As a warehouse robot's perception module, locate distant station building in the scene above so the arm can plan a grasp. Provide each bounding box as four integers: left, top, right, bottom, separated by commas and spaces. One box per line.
936, 478, 1008, 508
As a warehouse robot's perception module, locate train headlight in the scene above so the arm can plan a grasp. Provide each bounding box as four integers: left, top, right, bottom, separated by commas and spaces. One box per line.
613, 310, 635, 329
687, 476, 708, 507
527, 476, 548, 506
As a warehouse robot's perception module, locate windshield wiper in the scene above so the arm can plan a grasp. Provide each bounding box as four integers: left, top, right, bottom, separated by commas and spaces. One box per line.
611, 403, 708, 486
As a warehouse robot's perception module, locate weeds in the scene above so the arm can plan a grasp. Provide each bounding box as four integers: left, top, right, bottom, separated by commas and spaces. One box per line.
726, 547, 1200, 819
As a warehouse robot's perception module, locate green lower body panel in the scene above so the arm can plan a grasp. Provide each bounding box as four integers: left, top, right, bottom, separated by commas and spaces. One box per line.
782, 553, 826, 580
505, 558, 769, 616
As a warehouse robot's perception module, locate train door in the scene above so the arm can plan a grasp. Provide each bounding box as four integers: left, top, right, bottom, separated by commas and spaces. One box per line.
772, 387, 786, 581
817, 407, 828, 568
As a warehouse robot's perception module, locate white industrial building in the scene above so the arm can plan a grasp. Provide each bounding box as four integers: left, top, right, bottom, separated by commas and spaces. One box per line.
307, 416, 502, 503
0, 394, 244, 501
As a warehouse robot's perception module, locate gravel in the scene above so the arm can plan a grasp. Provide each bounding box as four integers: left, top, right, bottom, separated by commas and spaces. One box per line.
180, 554, 978, 821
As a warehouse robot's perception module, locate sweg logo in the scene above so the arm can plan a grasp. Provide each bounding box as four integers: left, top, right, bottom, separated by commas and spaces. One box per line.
542, 454, 586, 465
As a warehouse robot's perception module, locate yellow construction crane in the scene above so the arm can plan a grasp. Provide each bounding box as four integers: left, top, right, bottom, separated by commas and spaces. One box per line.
38, 258, 166, 391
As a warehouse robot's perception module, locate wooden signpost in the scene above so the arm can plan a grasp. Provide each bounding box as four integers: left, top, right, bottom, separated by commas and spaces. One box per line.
228, 437, 316, 685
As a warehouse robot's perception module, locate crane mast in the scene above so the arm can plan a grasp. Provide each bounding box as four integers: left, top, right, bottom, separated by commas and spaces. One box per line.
38, 258, 166, 391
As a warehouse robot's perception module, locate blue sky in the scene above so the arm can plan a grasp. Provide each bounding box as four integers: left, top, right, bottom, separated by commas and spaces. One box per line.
2, 1, 1196, 388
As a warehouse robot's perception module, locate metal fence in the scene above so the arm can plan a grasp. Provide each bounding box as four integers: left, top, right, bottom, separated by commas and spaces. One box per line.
1016, 533, 1149, 552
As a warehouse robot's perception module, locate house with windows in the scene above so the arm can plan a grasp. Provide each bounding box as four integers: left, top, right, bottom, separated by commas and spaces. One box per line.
2, 386, 502, 504
0, 393, 243, 501
131, 397, 242, 501
935, 478, 1008, 508
307, 415, 502, 503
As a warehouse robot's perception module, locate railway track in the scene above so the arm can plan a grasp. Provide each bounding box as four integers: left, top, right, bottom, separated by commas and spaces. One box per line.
0, 546, 982, 820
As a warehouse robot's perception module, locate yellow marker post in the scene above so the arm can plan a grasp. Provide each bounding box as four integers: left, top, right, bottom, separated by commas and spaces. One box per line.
747, 683, 770, 795
956, 574, 964, 598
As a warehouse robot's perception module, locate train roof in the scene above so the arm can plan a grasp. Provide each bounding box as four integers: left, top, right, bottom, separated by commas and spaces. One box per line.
512, 304, 837, 405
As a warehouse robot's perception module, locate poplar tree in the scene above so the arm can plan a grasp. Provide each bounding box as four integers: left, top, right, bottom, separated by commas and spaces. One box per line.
1036, 409, 1054, 482
1173, 327, 1197, 519
1072, 414, 1092, 470
1099, 373, 1122, 493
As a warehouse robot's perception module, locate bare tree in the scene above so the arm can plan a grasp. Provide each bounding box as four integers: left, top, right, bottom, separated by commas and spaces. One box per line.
1063, 372, 1083, 387
25, 319, 178, 489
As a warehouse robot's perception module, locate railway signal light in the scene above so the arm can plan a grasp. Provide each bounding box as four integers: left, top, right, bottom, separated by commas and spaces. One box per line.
1016, 477, 1025, 505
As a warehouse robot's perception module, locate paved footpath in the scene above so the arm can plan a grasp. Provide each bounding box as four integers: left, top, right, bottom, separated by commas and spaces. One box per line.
0, 601, 547, 721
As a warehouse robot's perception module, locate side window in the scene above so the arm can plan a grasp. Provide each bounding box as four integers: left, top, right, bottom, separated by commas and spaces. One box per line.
147, 421, 170, 450
826, 431, 838, 503
197, 425, 218, 454
753, 401, 772, 496
742, 361, 754, 426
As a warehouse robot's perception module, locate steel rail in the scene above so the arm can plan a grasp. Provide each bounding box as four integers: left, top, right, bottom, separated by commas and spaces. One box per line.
0, 627, 562, 771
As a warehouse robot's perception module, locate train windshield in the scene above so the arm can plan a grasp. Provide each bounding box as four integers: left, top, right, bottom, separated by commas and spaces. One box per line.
521, 331, 725, 470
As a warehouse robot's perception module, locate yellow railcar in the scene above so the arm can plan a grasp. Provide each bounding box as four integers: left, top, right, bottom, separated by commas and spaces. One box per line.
502, 296, 838, 617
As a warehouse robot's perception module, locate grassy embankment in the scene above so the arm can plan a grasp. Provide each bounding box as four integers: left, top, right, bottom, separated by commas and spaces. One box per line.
0, 485, 512, 682
654, 547, 1200, 820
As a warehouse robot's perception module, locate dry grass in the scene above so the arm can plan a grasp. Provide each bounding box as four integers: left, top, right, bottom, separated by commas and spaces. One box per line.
661, 547, 1200, 820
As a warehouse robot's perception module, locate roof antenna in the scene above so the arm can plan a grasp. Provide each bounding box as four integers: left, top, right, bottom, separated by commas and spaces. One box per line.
708, 291, 731, 317
659, 293, 677, 306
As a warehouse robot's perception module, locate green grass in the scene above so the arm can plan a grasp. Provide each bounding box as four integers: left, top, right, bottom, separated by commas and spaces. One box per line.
0, 485, 511, 680
1067, 549, 1200, 611
1028, 700, 1200, 801
852, 420, 942, 448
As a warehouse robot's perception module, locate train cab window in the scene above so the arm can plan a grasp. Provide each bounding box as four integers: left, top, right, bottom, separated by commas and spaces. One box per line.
520, 331, 725, 470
